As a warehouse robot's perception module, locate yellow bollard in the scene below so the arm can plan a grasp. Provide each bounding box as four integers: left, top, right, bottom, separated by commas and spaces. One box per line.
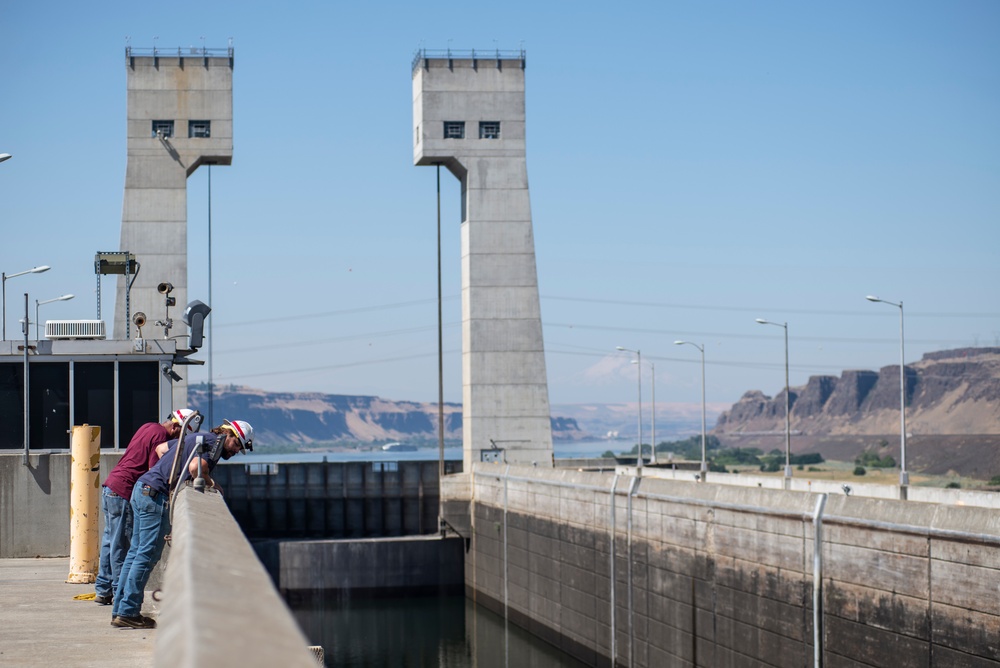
67, 424, 101, 584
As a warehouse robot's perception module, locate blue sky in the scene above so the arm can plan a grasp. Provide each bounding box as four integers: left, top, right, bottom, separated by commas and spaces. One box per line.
2, 1, 998, 412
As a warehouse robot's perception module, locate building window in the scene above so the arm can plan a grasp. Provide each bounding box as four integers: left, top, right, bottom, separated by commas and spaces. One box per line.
188, 120, 211, 138
479, 121, 501, 139
151, 120, 174, 138
443, 121, 465, 139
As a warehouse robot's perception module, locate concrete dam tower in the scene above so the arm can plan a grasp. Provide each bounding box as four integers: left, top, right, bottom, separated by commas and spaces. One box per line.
412, 50, 554, 469
116, 46, 233, 407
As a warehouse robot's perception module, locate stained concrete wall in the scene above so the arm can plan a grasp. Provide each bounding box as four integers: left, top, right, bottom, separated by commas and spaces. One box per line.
413, 55, 554, 470
258, 535, 465, 597
212, 459, 456, 539
0, 452, 125, 558
449, 463, 1000, 667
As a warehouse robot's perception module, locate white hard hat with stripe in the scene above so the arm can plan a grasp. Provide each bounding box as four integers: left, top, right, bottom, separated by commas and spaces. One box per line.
222, 419, 254, 451
170, 408, 202, 431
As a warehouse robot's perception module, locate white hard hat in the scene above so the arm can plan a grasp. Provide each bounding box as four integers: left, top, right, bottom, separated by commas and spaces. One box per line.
170, 408, 201, 431
222, 419, 254, 451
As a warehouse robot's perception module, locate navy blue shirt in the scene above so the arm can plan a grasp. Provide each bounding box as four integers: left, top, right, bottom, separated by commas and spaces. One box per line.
138, 432, 223, 495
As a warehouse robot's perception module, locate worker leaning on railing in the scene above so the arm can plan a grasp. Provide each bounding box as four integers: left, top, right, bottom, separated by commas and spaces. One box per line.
94, 408, 201, 606
110, 419, 254, 629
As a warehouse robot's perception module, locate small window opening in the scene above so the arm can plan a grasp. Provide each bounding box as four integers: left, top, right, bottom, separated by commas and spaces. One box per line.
152, 120, 174, 138
188, 120, 211, 138
443, 121, 465, 139
479, 121, 500, 139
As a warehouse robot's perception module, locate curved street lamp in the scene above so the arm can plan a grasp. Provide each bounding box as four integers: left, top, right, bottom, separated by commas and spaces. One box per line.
866, 295, 908, 494
36, 294, 75, 339
675, 340, 707, 480
756, 318, 792, 484
3, 265, 50, 340
616, 346, 643, 474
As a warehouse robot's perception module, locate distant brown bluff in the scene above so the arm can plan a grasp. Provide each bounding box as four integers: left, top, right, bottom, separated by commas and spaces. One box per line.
712, 347, 1000, 478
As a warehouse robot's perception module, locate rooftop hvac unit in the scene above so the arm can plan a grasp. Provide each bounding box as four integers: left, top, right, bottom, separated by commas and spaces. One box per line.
45, 320, 107, 340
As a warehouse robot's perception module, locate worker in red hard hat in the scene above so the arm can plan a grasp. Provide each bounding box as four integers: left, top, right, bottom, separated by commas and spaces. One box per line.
94, 408, 201, 606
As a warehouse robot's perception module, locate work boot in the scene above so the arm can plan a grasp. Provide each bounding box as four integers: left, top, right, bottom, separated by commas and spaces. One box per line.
112, 615, 156, 629
94, 594, 113, 605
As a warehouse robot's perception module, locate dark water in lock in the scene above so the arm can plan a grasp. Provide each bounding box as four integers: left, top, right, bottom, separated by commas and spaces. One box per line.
289, 594, 590, 668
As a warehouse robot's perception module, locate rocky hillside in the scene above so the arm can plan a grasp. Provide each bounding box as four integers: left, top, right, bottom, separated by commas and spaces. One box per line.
187, 385, 585, 445
712, 348, 1000, 476
714, 347, 1000, 436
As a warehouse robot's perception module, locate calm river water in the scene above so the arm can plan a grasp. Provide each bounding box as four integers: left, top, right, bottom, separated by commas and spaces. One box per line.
290, 594, 589, 667
254, 441, 619, 666
237, 439, 627, 464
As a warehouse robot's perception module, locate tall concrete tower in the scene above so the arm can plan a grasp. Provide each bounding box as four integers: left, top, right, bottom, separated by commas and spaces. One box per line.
117, 46, 233, 408
412, 50, 554, 469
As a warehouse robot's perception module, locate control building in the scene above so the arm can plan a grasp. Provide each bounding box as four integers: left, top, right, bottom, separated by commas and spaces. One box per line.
412, 50, 554, 469
0, 46, 233, 454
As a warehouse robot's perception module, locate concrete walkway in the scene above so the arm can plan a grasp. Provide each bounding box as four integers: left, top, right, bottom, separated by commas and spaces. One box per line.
0, 558, 155, 667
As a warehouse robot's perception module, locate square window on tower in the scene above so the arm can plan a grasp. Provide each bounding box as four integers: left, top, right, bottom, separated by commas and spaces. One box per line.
443, 121, 465, 139
479, 121, 500, 139
151, 120, 174, 138
188, 120, 211, 138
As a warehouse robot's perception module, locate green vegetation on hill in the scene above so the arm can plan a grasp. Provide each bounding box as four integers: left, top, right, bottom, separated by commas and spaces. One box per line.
855, 449, 897, 469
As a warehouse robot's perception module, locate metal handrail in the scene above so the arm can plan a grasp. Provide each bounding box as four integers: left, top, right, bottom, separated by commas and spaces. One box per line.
125, 46, 234, 58
411, 48, 525, 73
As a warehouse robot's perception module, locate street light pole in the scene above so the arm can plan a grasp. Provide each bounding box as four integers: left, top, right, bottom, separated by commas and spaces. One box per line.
866, 295, 908, 493
436, 164, 446, 531
23, 293, 30, 464
650, 361, 656, 465
616, 346, 643, 474
675, 340, 707, 480
3, 265, 50, 340
35, 294, 74, 339
756, 319, 792, 483
633, 358, 657, 465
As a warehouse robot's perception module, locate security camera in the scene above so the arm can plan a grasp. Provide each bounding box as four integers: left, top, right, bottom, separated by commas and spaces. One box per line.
161, 364, 182, 382
132, 312, 146, 328
157, 282, 174, 295
182, 300, 211, 349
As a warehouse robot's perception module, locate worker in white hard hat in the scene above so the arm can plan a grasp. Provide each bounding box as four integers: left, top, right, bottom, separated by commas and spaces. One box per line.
220, 419, 254, 452
94, 408, 201, 606
112, 419, 254, 629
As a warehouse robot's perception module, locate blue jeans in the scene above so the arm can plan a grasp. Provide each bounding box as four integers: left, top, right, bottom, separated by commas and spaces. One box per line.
95, 487, 132, 598
113, 482, 170, 618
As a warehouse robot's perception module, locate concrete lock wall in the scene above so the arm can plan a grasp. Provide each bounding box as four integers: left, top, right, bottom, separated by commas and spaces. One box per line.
211, 459, 453, 539
259, 535, 466, 599
451, 463, 1000, 667
0, 452, 124, 558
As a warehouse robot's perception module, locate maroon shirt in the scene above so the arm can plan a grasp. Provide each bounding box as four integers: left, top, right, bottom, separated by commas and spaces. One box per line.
102, 422, 169, 500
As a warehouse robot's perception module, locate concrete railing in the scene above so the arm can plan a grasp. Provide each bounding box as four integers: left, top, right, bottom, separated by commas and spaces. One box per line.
155, 486, 319, 667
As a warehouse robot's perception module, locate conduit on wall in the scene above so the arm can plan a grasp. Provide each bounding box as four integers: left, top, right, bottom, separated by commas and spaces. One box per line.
812, 493, 828, 668
608, 475, 620, 666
